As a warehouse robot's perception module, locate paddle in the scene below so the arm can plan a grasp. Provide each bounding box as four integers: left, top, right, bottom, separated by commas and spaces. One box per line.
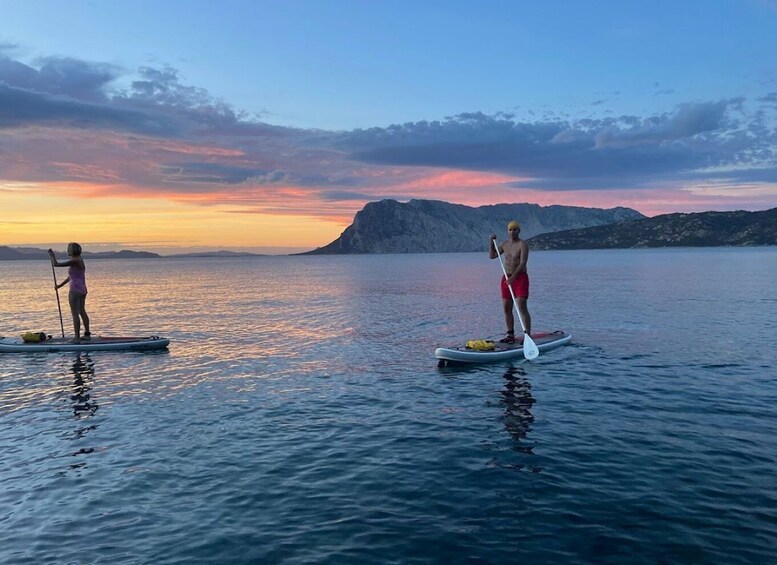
49, 254, 65, 338
492, 238, 539, 360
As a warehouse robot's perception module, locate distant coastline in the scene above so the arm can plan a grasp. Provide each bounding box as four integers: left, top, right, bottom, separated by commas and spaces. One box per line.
0, 247, 268, 261
529, 207, 777, 250
4, 204, 775, 261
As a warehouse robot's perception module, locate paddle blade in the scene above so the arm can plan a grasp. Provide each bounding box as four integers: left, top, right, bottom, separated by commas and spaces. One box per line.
523, 334, 540, 360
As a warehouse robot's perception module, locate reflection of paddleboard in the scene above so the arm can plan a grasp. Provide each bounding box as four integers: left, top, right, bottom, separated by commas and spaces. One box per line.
435, 331, 571, 366
0, 335, 170, 353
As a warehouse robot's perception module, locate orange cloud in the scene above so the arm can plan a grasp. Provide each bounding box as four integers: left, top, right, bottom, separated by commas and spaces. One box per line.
401, 170, 519, 190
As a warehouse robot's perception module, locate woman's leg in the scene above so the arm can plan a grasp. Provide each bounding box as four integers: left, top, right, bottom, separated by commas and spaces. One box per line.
68, 292, 82, 341
79, 295, 90, 337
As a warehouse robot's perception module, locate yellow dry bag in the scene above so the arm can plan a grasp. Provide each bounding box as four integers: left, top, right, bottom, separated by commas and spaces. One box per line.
465, 339, 495, 351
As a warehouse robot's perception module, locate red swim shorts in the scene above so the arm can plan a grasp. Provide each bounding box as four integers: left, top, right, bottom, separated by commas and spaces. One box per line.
500, 272, 529, 299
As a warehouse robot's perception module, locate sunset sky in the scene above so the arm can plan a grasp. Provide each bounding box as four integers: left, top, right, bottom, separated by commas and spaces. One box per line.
2, 0, 776, 253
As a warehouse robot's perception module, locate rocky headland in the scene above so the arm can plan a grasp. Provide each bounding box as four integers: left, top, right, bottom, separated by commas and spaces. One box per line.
303, 199, 644, 254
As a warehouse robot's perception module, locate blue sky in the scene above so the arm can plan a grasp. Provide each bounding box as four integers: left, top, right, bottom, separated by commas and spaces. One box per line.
6, 0, 775, 129
1, 0, 775, 251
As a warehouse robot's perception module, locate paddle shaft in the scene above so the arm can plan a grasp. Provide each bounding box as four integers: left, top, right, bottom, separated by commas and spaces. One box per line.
50, 260, 65, 338
492, 238, 539, 359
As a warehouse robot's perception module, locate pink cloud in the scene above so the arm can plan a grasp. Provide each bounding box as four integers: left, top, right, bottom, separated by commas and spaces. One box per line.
2, 53, 774, 225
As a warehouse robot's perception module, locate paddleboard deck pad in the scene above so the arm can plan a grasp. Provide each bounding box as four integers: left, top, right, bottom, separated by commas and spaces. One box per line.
0, 335, 170, 353
436, 330, 571, 366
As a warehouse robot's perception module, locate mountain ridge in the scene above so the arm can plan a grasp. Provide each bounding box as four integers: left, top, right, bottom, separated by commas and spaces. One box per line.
302, 199, 645, 254
0, 247, 161, 261
528, 207, 777, 249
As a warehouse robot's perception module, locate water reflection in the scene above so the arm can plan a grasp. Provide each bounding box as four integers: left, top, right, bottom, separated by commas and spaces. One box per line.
67, 353, 98, 440
500, 366, 535, 454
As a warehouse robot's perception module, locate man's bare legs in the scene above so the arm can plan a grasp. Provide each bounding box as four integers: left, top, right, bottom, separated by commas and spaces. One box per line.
503, 297, 532, 341
502, 298, 515, 336
517, 297, 531, 337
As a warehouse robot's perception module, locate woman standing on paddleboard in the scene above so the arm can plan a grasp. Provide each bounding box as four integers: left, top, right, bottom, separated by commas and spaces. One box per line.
49, 243, 91, 343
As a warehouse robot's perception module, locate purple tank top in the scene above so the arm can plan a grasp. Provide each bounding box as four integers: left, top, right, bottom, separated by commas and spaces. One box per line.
68, 264, 87, 294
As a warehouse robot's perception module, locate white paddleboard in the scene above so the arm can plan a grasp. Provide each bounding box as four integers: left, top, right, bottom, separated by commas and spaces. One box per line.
0, 335, 170, 353
436, 330, 571, 366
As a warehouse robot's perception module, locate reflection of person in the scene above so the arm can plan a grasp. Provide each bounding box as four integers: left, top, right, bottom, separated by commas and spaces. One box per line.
67, 354, 98, 451
489, 221, 531, 343
71, 354, 98, 422
49, 243, 91, 343
501, 366, 535, 454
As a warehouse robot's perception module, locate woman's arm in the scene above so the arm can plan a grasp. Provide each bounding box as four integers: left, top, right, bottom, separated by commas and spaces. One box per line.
48, 249, 75, 267
56, 277, 70, 289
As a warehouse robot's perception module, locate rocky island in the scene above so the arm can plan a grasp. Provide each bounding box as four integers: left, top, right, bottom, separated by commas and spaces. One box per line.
303, 199, 644, 254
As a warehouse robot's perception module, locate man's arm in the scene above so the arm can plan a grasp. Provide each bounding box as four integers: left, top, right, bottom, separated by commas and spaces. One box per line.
488, 234, 501, 259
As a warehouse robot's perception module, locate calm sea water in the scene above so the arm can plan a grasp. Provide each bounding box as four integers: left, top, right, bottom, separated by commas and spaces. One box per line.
1, 248, 775, 564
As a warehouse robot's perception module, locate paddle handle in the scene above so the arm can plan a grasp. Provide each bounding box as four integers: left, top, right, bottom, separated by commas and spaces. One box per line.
50, 257, 65, 338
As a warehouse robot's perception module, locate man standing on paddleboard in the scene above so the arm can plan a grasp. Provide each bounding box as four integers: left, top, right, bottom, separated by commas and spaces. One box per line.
489, 221, 531, 343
